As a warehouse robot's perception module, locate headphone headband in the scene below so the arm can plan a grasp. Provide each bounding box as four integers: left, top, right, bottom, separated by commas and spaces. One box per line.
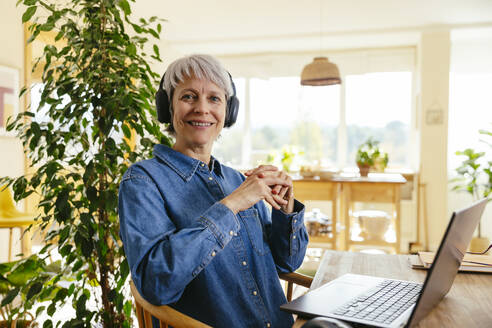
155, 73, 239, 128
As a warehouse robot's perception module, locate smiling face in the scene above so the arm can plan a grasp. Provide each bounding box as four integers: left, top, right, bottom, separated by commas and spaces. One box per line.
171, 76, 227, 158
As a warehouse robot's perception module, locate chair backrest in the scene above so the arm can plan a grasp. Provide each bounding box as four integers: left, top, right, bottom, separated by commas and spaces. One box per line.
0, 185, 19, 216
130, 280, 212, 328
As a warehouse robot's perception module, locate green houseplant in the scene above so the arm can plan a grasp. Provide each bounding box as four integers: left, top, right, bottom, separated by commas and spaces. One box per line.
0, 256, 63, 328
266, 145, 304, 173
1, 0, 171, 326
355, 137, 388, 177
0, 260, 34, 328
452, 127, 492, 253
0, 264, 33, 328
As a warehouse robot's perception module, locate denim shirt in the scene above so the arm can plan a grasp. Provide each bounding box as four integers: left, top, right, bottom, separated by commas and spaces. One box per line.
119, 144, 308, 328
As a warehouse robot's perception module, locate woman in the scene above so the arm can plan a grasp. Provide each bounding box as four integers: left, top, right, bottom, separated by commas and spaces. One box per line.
119, 54, 308, 328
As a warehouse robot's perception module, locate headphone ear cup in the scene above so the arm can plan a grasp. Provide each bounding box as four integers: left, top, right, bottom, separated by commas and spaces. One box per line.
225, 95, 239, 127
156, 88, 171, 123
224, 74, 239, 128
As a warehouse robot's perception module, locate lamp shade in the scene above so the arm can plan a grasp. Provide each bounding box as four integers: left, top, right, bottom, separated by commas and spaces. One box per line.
300, 57, 341, 86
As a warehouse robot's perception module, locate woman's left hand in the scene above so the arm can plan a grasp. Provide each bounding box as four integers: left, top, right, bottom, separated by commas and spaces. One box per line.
245, 165, 294, 214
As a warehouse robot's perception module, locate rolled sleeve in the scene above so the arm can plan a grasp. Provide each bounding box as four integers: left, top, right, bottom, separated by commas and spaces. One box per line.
271, 199, 305, 230
264, 199, 309, 273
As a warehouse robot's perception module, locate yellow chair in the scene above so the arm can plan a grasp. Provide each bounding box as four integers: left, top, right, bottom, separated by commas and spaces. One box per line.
130, 272, 313, 328
0, 186, 37, 261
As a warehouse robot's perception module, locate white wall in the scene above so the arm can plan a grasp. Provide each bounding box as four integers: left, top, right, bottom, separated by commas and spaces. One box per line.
0, 1, 25, 262
417, 30, 451, 251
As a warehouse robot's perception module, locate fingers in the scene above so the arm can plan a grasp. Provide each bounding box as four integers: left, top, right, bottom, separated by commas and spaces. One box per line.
253, 171, 293, 188
252, 171, 293, 202
244, 165, 279, 177
247, 172, 287, 187
264, 192, 288, 210
272, 171, 292, 194
271, 183, 282, 195
277, 186, 289, 199
260, 176, 291, 188
259, 181, 287, 210
241, 170, 293, 211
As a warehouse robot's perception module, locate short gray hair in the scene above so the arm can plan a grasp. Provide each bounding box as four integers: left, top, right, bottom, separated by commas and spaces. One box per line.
162, 54, 233, 135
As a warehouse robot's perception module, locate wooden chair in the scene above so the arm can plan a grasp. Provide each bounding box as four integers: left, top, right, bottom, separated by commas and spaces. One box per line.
0, 186, 37, 261
130, 272, 313, 328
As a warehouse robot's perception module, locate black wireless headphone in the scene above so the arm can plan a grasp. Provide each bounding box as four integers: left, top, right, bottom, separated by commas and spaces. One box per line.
155, 72, 239, 128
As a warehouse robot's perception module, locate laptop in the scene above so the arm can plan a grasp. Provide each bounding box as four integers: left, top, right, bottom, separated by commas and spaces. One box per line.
280, 199, 488, 328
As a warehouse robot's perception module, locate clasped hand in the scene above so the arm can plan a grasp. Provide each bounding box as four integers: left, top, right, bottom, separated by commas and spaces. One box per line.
220, 165, 294, 214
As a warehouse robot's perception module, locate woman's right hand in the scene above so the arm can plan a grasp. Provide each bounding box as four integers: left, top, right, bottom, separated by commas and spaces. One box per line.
220, 165, 290, 214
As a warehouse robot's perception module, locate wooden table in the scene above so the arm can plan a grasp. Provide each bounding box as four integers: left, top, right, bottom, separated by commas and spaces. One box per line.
335, 174, 406, 253
293, 179, 340, 249
293, 250, 492, 327
293, 173, 406, 252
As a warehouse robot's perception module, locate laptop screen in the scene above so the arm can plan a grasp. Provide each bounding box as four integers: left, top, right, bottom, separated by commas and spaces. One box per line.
406, 199, 487, 327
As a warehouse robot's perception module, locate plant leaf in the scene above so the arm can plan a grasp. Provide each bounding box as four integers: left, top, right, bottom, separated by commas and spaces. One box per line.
1, 287, 20, 306
22, 6, 37, 23
119, 0, 131, 15
27, 281, 43, 300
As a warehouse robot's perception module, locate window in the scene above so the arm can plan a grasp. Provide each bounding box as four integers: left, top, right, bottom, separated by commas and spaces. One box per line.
448, 73, 492, 172
214, 72, 413, 170
249, 77, 339, 167
345, 72, 412, 168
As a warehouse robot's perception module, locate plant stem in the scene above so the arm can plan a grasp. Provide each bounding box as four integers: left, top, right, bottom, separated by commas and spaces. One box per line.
96, 2, 116, 326
0, 304, 7, 321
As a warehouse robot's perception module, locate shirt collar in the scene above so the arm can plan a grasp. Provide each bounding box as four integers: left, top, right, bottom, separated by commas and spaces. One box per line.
153, 144, 223, 181
209, 156, 223, 177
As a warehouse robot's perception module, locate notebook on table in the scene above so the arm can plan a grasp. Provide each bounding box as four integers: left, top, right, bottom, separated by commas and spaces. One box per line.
410, 251, 492, 273
280, 199, 487, 328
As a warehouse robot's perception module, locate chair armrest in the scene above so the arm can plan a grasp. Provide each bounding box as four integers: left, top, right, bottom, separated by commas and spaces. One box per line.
279, 272, 313, 288
130, 280, 211, 328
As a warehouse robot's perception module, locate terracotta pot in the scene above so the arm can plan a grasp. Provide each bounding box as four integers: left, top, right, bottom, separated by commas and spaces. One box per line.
357, 163, 370, 177
0, 312, 35, 328
0, 321, 33, 328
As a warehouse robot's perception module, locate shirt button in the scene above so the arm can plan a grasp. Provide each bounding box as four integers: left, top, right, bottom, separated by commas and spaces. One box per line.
293, 236, 296, 239
208, 177, 213, 180
201, 163, 205, 167
266, 323, 271, 328
229, 230, 234, 236
294, 219, 297, 224
211, 251, 216, 257
242, 261, 247, 266
252, 291, 257, 296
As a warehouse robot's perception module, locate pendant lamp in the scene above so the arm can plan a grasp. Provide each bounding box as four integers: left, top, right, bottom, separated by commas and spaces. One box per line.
300, 0, 341, 86
300, 56, 341, 86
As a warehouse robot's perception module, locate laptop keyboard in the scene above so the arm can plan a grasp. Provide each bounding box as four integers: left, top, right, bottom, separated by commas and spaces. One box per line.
333, 280, 422, 325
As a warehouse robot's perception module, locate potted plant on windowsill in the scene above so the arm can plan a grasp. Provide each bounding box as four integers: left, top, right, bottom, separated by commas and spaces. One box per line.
266, 145, 304, 173
355, 137, 389, 177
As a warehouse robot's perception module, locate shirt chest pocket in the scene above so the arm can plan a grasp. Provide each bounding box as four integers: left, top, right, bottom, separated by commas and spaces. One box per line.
238, 208, 268, 256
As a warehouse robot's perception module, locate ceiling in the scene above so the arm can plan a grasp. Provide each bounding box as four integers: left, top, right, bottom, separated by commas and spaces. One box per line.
131, 0, 492, 56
